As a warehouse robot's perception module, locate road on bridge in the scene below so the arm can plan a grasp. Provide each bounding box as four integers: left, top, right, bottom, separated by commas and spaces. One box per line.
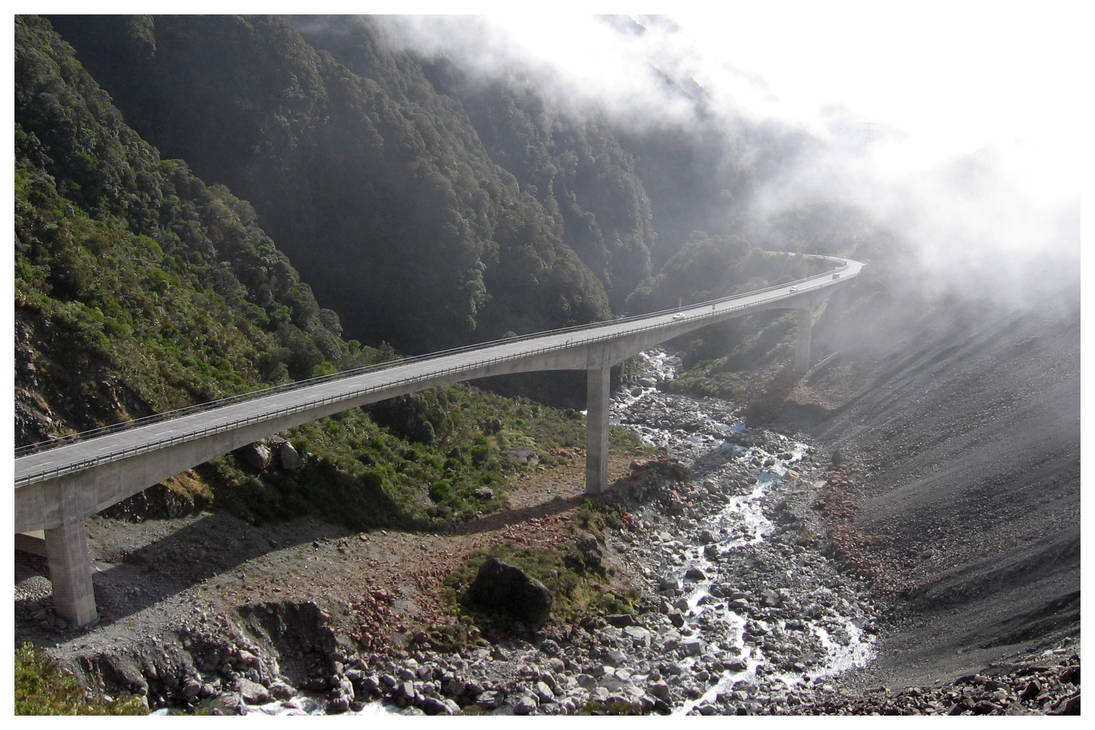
14, 253, 863, 626
16, 255, 862, 489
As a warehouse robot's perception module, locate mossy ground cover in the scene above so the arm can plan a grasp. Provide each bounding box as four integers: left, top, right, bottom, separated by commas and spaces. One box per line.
14, 642, 146, 715
190, 385, 645, 532
578, 699, 646, 715
668, 310, 797, 401
439, 498, 643, 643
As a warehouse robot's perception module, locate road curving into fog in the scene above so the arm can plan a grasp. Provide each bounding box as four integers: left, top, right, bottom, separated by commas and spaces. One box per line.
15, 254, 863, 531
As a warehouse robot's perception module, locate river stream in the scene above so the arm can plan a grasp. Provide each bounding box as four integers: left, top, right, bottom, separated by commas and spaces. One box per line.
226, 347, 877, 716
610, 349, 876, 714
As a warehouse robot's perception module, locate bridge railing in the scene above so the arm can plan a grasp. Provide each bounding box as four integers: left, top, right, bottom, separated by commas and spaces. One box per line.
15, 256, 850, 461
15, 257, 854, 480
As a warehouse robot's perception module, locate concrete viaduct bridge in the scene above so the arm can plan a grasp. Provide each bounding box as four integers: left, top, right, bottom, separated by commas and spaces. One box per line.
15, 255, 863, 626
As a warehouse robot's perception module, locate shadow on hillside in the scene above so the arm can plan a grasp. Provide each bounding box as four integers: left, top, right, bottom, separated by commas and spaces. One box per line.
742, 360, 802, 425
14, 472, 637, 643
452, 492, 593, 536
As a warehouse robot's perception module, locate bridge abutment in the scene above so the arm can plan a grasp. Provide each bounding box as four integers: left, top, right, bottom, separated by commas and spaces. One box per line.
44, 519, 97, 627
584, 367, 611, 494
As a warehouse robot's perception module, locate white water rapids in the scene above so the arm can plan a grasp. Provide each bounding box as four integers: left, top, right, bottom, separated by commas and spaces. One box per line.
217, 347, 876, 716
612, 349, 876, 714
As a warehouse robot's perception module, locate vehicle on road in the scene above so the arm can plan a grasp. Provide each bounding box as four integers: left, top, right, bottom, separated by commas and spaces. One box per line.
672, 312, 685, 320
832, 272, 841, 279
788, 287, 798, 293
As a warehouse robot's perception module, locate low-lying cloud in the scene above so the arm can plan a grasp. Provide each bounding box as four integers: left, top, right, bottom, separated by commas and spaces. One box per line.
376, 8, 1082, 311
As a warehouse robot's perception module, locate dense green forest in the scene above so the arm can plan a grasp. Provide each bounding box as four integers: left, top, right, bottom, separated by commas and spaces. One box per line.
14, 15, 643, 529
16, 16, 364, 433
43, 15, 829, 348
14, 15, 859, 528
45, 15, 615, 352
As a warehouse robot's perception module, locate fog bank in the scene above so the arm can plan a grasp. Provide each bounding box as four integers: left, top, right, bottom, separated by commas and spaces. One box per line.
376, 5, 1082, 311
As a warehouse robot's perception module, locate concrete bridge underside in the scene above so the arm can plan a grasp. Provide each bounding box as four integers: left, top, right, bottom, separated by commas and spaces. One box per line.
15, 257, 860, 626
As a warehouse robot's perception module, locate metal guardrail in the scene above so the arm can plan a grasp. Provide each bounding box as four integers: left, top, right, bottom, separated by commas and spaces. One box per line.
14, 256, 855, 488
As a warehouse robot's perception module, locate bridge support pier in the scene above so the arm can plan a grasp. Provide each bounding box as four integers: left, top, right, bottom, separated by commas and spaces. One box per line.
44, 519, 98, 627
793, 307, 813, 372
585, 367, 611, 494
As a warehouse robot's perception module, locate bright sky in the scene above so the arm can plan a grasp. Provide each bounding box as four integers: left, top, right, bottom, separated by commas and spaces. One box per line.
671, 1, 1085, 186
352, 0, 1085, 205
30, 1, 1086, 169
455, 2, 1084, 195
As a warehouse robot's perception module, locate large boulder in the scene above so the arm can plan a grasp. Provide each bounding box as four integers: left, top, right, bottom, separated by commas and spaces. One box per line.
236, 678, 271, 705
576, 532, 604, 568
205, 692, 244, 715
274, 439, 302, 471
238, 442, 271, 471
505, 448, 539, 468
465, 557, 552, 628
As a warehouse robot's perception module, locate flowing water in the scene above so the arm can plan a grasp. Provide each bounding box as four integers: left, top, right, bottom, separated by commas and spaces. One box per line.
229, 347, 876, 716
611, 349, 876, 714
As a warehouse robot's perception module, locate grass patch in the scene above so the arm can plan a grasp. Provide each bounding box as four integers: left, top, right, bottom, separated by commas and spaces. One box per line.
578, 700, 646, 715
187, 382, 615, 533
574, 497, 623, 541
668, 363, 748, 401
14, 642, 146, 715
669, 311, 797, 400
443, 533, 642, 640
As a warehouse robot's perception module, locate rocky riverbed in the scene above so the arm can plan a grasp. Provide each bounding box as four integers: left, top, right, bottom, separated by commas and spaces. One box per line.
15, 348, 1079, 716
220, 348, 882, 716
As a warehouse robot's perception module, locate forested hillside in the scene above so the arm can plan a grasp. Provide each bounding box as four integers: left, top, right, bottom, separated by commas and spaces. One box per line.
15, 13, 855, 527
47, 15, 617, 352
14, 15, 642, 530
45, 15, 810, 351
294, 16, 656, 311
15, 16, 365, 441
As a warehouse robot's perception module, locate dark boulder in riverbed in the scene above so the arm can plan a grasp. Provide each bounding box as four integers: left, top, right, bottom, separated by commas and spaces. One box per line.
465, 557, 552, 628
237, 442, 271, 471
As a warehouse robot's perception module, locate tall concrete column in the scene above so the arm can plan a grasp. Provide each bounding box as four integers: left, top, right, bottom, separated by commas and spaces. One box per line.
794, 307, 813, 372
44, 519, 98, 627
585, 366, 611, 494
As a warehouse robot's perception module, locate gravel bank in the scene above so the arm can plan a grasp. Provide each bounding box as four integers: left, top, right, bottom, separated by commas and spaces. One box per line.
783, 286, 1081, 696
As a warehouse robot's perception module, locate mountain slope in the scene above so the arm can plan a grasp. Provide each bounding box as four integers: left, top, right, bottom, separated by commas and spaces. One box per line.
15, 15, 361, 443
292, 16, 658, 310
47, 14, 614, 353
798, 268, 1081, 684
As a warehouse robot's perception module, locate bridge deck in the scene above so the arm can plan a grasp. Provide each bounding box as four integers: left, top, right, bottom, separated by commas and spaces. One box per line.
16, 255, 861, 492
13, 254, 863, 627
